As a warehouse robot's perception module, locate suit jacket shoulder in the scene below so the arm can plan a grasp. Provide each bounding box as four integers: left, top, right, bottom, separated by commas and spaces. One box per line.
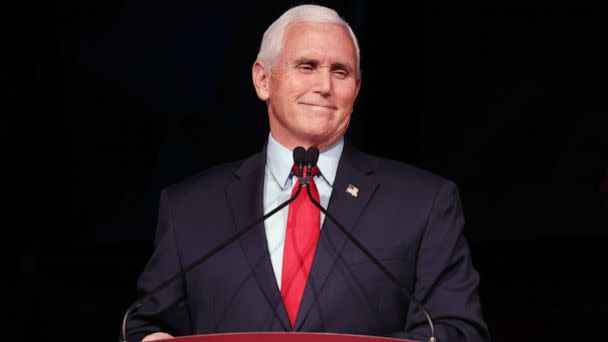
162, 150, 264, 205
347, 146, 457, 202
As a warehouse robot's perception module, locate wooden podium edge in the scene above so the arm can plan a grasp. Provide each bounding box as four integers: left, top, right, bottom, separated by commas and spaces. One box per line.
162, 332, 418, 342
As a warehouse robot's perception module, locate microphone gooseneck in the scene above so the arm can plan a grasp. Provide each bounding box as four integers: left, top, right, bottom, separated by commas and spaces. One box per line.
121, 146, 309, 342
303, 146, 436, 342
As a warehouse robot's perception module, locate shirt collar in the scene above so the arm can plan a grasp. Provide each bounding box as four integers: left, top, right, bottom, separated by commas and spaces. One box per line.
266, 133, 344, 190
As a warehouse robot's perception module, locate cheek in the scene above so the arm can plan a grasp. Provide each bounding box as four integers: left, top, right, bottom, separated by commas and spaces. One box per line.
336, 84, 359, 106
288, 78, 313, 98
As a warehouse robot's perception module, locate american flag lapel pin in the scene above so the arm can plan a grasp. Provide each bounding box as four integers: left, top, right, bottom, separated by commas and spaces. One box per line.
346, 184, 359, 197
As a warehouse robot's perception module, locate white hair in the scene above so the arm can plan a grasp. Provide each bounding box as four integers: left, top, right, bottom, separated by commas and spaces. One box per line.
256, 4, 361, 77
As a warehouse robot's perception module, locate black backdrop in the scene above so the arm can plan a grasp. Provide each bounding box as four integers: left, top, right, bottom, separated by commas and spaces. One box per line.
26, 1, 607, 341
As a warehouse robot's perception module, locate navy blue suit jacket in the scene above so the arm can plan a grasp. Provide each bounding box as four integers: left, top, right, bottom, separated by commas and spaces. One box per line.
126, 143, 489, 341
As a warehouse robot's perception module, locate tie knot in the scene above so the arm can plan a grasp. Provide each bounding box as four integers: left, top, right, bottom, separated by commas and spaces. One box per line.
291, 164, 319, 178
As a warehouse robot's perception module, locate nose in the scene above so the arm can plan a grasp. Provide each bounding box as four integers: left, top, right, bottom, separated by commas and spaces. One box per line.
313, 68, 332, 96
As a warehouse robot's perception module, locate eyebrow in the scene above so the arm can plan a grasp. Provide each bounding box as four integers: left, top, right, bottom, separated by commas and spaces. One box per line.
293, 58, 355, 73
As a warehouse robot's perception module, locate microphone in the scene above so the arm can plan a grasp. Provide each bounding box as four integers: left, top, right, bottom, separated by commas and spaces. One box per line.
293, 146, 306, 178
303, 147, 437, 342
305, 146, 319, 171
121, 146, 309, 342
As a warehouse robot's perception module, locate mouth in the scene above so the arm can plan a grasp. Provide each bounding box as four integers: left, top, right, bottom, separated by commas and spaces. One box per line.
299, 102, 338, 110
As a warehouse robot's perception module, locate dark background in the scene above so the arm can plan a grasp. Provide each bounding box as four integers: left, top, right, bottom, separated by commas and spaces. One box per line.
26, 1, 607, 341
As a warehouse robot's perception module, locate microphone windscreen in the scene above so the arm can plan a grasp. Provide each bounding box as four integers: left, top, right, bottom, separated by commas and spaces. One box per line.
293, 146, 306, 165
306, 147, 320, 166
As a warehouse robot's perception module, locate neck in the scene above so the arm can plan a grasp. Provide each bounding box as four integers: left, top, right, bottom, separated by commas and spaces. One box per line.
271, 135, 338, 152
269, 130, 342, 152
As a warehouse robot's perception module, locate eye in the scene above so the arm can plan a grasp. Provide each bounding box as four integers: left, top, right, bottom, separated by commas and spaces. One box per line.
333, 70, 349, 79
297, 64, 314, 73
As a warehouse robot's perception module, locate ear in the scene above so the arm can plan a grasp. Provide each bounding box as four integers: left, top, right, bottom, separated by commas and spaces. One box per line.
252, 60, 270, 101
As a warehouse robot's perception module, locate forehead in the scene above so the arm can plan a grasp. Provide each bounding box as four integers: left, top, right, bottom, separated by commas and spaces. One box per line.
280, 22, 357, 65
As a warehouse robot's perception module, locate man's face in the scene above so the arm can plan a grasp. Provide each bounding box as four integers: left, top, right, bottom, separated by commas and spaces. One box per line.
254, 22, 360, 150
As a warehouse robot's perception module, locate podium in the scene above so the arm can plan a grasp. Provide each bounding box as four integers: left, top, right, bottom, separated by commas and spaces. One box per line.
165, 332, 418, 342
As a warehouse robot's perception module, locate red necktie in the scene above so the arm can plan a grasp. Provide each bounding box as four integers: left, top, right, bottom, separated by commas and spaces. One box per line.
281, 165, 320, 326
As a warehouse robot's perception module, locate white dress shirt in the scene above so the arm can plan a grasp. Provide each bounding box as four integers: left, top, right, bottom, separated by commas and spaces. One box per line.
263, 133, 343, 289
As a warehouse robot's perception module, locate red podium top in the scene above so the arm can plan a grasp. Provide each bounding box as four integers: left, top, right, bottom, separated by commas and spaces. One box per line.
166, 332, 417, 342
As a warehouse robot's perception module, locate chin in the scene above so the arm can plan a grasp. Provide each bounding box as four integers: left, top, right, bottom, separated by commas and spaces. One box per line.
301, 121, 334, 134
301, 126, 331, 139
293, 130, 328, 145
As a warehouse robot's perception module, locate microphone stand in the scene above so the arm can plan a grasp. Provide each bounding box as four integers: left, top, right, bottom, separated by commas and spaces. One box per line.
121, 147, 309, 342
301, 155, 437, 342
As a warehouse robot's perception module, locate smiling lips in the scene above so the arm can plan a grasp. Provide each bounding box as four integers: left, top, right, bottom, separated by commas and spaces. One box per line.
300, 102, 338, 110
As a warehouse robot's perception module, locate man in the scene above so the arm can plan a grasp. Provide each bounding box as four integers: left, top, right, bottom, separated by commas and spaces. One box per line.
126, 4, 489, 342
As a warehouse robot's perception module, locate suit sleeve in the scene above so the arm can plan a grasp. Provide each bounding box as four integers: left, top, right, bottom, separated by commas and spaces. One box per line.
125, 189, 193, 342
388, 180, 490, 342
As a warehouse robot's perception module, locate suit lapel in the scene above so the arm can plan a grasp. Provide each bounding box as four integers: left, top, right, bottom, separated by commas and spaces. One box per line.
295, 144, 379, 330
225, 148, 291, 330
